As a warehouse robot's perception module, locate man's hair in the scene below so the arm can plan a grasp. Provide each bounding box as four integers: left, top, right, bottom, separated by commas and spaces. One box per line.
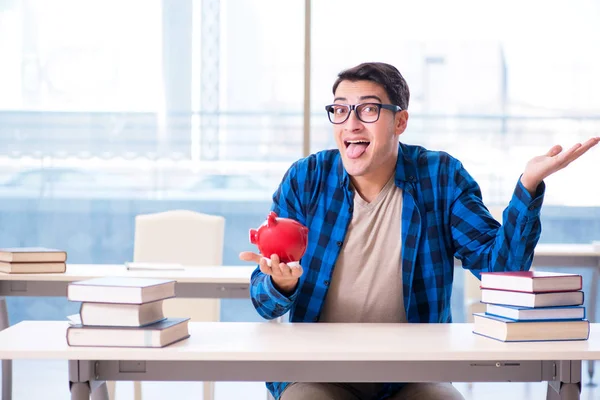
332, 62, 410, 111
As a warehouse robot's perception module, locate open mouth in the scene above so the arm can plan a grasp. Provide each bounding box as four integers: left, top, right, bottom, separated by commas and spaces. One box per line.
344, 140, 370, 159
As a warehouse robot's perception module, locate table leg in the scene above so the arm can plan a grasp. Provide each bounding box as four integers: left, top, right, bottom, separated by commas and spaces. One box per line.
559, 383, 581, 400
547, 360, 582, 400
70, 383, 90, 400
90, 381, 109, 400
133, 381, 142, 400
586, 263, 600, 386
105, 381, 116, 400
69, 360, 98, 400
547, 382, 581, 400
0, 297, 12, 400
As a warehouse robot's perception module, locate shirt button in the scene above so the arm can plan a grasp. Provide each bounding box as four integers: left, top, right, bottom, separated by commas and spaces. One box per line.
313, 317, 319, 322
528, 206, 535, 211
336, 241, 343, 247
324, 280, 330, 286
348, 206, 353, 212
409, 176, 415, 181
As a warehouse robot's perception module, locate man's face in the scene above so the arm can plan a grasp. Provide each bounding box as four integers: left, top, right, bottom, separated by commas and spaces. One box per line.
332, 80, 407, 179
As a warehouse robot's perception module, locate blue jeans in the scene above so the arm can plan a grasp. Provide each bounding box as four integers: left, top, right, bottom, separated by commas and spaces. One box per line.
280, 382, 465, 400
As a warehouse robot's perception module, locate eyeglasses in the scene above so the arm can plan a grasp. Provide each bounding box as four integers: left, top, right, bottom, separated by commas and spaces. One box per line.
324, 103, 402, 124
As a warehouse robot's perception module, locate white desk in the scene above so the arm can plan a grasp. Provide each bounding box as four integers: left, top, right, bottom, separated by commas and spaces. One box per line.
533, 244, 600, 268
0, 264, 254, 400
3, 245, 594, 298
0, 264, 254, 298
0, 321, 596, 400
451, 244, 600, 268
0, 245, 598, 400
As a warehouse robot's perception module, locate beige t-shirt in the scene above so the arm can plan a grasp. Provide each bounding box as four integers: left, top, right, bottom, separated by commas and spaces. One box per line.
319, 176, 406, 323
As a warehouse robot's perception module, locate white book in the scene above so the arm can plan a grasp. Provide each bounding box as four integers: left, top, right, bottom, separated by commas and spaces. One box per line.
79, 300, 165, 327
0, 261, 66, 274
480, 270, 582, 293
68, 277, 176, 304
485, 303, 586, 321
66, 317, 190, 348
473, 313, 589, 342
481, 288, 584, 308
0, 247, 67, 263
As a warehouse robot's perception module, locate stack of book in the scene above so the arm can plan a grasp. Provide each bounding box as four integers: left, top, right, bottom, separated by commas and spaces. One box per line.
472, 270, 589, 342
0, 247, 67, 273
66, 277, 190, 348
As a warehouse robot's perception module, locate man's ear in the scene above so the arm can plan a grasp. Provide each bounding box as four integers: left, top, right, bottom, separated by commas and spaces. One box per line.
395, 110, 409, 137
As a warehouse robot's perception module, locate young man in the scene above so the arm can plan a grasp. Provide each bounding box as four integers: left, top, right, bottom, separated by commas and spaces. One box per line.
240, 62, 600, 400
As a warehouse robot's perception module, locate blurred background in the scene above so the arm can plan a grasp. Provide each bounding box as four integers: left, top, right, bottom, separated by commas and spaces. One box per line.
0, 0, 599, 325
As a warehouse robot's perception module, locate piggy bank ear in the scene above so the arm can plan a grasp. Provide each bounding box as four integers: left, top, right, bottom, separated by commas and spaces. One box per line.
266, 211, 278, 228
300, 225, 309, 237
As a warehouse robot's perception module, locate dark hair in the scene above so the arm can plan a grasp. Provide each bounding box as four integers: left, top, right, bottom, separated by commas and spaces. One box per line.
332, 62, 410, 110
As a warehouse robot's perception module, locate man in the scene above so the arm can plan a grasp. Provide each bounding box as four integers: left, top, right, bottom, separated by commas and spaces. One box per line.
240, 62, 600, 400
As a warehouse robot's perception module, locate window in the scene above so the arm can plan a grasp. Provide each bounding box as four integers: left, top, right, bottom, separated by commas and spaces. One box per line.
0, 0, 303, 325
0, 0, 599, 327
311, 0, 600, 208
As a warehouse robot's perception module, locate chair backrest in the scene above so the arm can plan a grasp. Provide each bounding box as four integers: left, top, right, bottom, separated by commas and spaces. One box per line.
133, 210, 225, 267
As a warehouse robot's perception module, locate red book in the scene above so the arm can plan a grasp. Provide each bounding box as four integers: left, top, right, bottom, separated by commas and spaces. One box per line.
480, 271, 582, 293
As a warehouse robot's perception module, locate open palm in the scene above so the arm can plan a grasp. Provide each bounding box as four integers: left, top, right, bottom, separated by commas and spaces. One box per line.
521, 137, 600, 192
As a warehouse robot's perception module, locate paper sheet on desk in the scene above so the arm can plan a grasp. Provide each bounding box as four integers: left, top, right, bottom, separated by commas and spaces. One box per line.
125, 262, 185, 271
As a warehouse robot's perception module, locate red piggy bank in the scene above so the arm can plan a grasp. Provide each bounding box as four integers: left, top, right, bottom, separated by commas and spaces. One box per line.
249, 212, 309, 264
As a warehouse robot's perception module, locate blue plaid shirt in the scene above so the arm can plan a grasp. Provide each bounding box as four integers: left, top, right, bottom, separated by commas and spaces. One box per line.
250, 142, 544, 399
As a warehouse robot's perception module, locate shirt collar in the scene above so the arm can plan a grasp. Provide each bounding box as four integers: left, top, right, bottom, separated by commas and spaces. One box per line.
337, 142, 418, 188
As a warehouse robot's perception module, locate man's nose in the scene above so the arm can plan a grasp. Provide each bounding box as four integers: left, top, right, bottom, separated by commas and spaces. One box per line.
344, 109, 363, 131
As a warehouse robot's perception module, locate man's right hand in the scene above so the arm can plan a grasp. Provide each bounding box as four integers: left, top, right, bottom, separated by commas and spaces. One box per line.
239, 251, 303, 296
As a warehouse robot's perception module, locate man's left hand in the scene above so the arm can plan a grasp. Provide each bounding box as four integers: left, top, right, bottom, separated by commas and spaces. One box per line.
520, 137, 600, 194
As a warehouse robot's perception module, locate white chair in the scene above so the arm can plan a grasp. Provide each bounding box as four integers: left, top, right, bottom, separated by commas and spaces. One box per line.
109, 210, 225, 400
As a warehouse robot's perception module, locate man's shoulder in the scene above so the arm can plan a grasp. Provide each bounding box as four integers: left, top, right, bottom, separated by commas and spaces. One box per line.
290, 148, 340, 176
401, 142, 461, 170
276, 149, 340, 212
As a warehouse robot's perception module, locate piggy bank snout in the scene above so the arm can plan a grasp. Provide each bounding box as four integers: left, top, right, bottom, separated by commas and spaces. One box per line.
249, 229, 259, 245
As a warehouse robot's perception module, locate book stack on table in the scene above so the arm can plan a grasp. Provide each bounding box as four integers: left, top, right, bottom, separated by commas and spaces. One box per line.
472, 270, 589, 342
0, 247, 67, 273
66, 277, 190, 348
